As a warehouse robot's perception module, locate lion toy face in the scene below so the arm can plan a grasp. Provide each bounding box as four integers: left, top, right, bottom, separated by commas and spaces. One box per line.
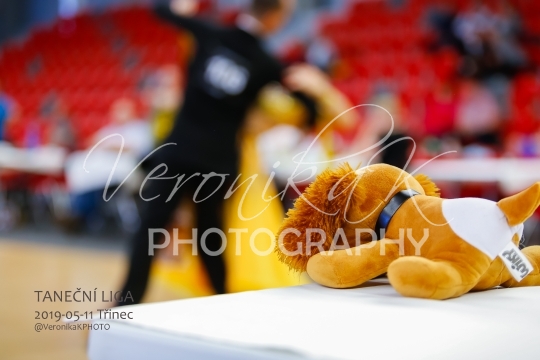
276, 163, 540, 300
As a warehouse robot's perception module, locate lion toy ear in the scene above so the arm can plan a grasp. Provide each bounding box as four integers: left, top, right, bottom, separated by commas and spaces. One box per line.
275, 163, 365, 272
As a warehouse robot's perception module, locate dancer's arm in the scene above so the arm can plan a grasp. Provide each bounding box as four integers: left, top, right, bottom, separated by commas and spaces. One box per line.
154, 0, 213, 38
283, 64, 357, 132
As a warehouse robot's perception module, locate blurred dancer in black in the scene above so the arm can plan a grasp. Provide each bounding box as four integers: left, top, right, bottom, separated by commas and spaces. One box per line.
118, 0, 298, 305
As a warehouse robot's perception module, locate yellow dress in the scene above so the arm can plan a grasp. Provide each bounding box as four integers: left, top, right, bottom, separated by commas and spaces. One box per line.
224, 135, 307, 292
147, 85, 313, 300
148, 135, 308, 299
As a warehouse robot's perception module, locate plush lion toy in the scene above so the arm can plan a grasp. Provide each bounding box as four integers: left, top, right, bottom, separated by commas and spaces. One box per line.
276, 163, 540, 299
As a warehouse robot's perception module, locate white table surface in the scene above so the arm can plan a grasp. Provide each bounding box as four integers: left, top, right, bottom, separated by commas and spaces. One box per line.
87, 281, 540, 360
0, 143, 66, 175
411, 158, 540, 193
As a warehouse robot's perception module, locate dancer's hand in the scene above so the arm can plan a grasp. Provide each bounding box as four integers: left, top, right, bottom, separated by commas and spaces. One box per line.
170, 0, 199, 17
283, 64, 332, 99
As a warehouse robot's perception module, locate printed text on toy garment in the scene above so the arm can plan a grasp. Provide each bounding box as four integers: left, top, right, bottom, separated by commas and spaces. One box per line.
501, 249, 531, 279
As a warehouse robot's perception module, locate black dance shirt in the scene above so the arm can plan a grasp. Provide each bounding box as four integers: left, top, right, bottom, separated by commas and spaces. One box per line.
155, 5, 286, 174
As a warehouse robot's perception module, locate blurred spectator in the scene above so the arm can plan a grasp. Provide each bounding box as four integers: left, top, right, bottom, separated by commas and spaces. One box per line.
91, 97, 153, 160
503, 73, 540, 157
427, 1, 463, 53
422, 81, 457, 138
23, 119, 45, 149
40, 94, 77, 151
506, 131, 540, 158
453, 1, 497, 57
491, 1, 527, 71
64, 98, 150, 233
455, 79, 502, 151
0, 80, 19, 142
454, 0, 527, 79
20, 94, 76, 150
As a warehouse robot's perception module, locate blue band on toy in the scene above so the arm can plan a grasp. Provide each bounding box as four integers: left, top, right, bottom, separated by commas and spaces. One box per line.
374, 189, 420, 240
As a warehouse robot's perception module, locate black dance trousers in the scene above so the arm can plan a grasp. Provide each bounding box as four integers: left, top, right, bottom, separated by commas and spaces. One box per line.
118, 161, 232, 305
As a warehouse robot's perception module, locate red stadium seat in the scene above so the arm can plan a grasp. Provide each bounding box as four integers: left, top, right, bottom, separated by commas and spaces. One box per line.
0, 5, 186, 145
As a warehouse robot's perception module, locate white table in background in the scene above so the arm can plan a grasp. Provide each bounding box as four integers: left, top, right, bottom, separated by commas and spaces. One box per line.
411, 158, 540, 193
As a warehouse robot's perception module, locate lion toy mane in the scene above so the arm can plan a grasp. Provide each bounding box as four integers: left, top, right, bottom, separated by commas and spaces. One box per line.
276, 163, 540, 299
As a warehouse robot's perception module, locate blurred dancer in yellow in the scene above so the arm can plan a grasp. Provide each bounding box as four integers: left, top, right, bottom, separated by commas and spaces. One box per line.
119, 0, 301, 305
150, 64, 358, 299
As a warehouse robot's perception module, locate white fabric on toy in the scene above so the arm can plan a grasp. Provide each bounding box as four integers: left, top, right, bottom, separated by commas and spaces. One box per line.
442, 198, 530, 282
442, 198, 520, 259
